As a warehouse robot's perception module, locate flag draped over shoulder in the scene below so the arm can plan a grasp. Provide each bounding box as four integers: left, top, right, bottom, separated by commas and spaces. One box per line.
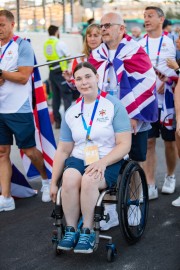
21, 56, 57, 180
89, 34, 158, 122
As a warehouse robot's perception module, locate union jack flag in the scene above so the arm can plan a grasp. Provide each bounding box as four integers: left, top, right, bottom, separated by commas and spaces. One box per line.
21, 56, 57, 180
10, 164, 37, 198
160, 79, 176, 130
89, 34, 158, 122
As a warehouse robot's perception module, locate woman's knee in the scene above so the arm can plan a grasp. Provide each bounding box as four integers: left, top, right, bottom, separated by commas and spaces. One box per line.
62, 169, 81, 192
81, 174, 97, 192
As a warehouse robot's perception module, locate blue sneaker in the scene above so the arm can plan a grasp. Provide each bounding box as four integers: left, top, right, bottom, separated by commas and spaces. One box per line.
74, 228, 95, 254
57, 226, 79, 251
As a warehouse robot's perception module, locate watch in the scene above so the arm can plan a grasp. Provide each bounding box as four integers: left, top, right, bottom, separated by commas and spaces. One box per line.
0, 69, 2, 76
175, 68, 180, 75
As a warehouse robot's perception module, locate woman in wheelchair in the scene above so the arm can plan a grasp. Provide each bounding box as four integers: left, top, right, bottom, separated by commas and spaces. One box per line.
50, 62, 131, 254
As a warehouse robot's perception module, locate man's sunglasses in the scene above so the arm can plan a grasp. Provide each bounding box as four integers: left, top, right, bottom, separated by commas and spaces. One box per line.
99, 23, 121, 29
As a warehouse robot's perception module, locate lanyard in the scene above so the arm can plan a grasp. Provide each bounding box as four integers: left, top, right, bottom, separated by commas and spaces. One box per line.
81, 90, 101, 141
0, 39, 13, 63
146, 35, 164, 67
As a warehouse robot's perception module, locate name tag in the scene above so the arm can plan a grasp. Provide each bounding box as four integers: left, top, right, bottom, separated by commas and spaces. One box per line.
84, 144, 99, 166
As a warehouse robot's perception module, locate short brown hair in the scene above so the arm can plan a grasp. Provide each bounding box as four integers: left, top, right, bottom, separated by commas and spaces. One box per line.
0, 10, 14, 21
73, 62, 97, 77
145, 6, 164, 17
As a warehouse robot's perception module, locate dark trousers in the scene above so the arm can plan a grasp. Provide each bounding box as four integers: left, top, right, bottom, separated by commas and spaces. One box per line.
49, 70, 73, 123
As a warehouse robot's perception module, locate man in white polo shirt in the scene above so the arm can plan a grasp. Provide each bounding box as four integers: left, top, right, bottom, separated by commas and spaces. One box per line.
0, 10, 51, 212
139, 6, 177, 199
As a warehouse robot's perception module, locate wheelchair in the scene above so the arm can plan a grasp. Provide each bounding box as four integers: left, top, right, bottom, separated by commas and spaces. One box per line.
51, 159, 149, 262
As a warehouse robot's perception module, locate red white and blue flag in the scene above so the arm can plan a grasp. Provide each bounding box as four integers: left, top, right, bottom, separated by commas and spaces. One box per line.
89, 34, 158, 122
21, 56, 57, 180
11, 164, 37, 198
160, 79, 176, 130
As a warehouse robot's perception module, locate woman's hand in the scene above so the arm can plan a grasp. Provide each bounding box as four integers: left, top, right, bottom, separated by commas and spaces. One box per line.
50, 183, 59, 203
130, 119, 138, 135
62, 70, 72, 82
85, 160, 107, 181
166, 58, 179, 70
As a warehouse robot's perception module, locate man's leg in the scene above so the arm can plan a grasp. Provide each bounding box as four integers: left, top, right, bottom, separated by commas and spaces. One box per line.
164, 140, 177, 175
0, 145, 15, 212
22, 147, 51, 202
22, 147, 47, 179
50, 72, 61, 128
0, 145, 12, 197
175, 131, 180, 158
161, 127, 177, 194
143, 137, 157, 185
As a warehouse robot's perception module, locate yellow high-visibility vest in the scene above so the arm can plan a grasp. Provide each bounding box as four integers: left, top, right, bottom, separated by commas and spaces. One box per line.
44, 38, 68, 71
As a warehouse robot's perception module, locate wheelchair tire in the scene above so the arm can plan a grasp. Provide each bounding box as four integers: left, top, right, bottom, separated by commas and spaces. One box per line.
117, 160, 149, 244
107, 248, 114, 262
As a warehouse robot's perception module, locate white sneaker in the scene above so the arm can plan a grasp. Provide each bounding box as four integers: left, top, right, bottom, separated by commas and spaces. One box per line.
100, 208, 119, 231
148, 185, 158, 200
172, 196, 180, 207
162, 174, 176, 194
128, 205, 141, 226
0, 195, 15, 212
41, 185, 51, 202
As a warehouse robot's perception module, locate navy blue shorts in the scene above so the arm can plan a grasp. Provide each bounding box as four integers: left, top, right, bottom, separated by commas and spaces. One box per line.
148, 109, 175, 142
129, 131, 148, 162
0, 113, 36, 149
64, 156, 125, 188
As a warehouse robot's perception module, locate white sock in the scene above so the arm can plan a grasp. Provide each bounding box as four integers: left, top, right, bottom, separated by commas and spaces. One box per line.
4, 196, 12, 202
41, 179, 50, 186
148, 184, 155, 189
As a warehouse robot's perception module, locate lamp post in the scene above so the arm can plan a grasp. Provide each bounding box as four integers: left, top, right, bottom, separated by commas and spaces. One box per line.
70, 0, 74, 28
16, 0, 20, 31
42, 0, 46, 31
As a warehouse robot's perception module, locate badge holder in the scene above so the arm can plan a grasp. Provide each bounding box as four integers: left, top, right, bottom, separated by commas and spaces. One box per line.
84, 139, 99, 166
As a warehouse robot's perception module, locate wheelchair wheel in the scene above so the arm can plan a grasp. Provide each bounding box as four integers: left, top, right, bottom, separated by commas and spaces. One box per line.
117, 160, 149, 244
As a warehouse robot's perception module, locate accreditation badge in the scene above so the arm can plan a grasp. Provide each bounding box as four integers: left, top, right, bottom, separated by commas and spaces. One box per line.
84, 141, 99, 166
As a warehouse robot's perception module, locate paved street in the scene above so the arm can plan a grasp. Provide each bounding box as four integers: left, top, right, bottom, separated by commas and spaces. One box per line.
0, 130, 179, 270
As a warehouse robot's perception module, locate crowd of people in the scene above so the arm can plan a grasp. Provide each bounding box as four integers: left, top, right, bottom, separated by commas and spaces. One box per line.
0, 6, 179, 253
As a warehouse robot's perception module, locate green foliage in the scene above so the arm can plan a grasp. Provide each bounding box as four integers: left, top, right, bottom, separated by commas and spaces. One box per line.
166, 8, 180, 19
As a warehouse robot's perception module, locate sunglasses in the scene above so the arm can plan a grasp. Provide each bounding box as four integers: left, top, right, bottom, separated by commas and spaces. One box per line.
99, 23, 121, 29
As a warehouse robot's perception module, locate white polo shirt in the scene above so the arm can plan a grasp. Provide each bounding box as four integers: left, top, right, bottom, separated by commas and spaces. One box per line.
139, 35, 176, 108
0, 37, 34, 113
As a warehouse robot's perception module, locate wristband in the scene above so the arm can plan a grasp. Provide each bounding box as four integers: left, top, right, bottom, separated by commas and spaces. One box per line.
0, 69, 2, 76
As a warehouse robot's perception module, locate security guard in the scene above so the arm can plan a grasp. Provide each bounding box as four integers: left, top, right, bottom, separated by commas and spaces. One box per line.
44, 25, 72, 129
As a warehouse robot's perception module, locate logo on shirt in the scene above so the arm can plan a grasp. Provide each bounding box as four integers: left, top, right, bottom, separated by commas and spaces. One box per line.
99, 109, 106, 117
162, 43, 166, 47
97, 109, 109, 122
5, 50, 13, 60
